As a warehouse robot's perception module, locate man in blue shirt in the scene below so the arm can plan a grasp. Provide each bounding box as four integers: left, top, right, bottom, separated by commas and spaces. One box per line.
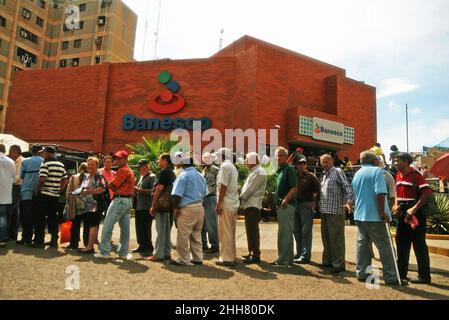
171, 155, 208, 266
17, 145, 43, 245
352, 151, 401, 286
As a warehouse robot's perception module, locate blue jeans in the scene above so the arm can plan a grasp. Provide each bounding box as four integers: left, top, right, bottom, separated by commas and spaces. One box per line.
0, 204, 10, 241
201, 195, 219, 248
154, 211, 172, 259
293, 202, 314, 260
100, 198, 132, 257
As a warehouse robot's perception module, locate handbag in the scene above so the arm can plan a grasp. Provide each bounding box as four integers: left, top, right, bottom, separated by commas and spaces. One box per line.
63, 176, 85, 220
154, 184, 173, 212
60, 221, 72, 244
411, 172, 438, 217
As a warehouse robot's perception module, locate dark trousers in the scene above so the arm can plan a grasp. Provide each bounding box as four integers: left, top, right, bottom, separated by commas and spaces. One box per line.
20, 199, 35, 243
135, 210, 154, 253
396, 205, 431, 281
8, 185, 21, 240
70, 213, 89, 247
244, 207, 261, 259
34, 194, 59, 244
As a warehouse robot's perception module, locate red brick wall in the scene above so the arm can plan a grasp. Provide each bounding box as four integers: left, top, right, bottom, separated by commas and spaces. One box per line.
5, 36, 376, 163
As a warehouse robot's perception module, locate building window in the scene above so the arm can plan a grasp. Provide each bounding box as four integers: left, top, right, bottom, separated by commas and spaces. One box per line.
17, 47, 36, 67
74, 39, 82, 48
38, 0, 46, 9
0, 15, 6, 27
344, 127, 355, 145
299, 116, 314, 137
79, 3, 86, 12
0, 0, 6, 6
72, 58, 79, 66
19, 28, 39, 44
79, 20, 84, 29
22, 8, 31, 20
98, 16, 106, 26
101, 0, 112, 8
36, 16, 44, 27
61, 41, 69, 50
95, 36, 103, 47
60, 59, 67, 68
95, 55, 101, 64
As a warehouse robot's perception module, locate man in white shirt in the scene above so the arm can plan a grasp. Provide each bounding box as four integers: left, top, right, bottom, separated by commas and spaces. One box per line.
8, 145, 23, 241
0, 144, 16, 246
240, 152, 267, 264
214, 148, 239, 267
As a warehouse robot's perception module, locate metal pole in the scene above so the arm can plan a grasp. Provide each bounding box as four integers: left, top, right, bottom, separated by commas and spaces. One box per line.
406, 103, 409, 153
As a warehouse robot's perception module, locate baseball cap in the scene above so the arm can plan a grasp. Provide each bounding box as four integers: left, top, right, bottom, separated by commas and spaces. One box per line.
295, 155, 307, 164
112, 150, 128, 159
137, 159, 149, 167
43, 146, 56, 154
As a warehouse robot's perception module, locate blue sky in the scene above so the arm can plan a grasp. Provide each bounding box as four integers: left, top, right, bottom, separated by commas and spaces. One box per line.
123, 0, 449, 153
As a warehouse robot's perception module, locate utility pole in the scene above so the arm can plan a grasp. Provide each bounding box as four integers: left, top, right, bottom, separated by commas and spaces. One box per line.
406, 103, 409, 153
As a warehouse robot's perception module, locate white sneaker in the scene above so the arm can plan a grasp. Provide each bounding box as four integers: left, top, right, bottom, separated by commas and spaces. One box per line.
94, 253, 113, 259
117, 253, 133, 260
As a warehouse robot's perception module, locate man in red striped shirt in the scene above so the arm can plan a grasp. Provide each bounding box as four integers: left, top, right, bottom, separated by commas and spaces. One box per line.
393, 152, 432, 284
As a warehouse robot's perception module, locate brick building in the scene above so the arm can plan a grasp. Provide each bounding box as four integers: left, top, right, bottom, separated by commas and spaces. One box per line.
5, 35, 377, 162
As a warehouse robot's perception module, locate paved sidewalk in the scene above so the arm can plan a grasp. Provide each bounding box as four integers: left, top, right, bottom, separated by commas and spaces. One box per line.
121, 219, 449, 274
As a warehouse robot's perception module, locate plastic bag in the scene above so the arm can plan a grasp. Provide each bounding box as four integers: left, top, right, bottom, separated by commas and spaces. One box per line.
60, 221, 72, 244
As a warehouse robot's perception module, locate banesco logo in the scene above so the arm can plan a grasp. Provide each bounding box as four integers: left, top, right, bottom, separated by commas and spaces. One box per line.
149, 71, 185, 114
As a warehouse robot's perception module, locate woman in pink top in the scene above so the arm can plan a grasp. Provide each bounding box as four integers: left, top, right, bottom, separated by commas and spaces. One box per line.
100, 156, 116, 200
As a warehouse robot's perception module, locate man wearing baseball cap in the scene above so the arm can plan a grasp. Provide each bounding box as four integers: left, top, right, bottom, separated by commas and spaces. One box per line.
293, 155, 320, 264
95, 150, 135, 260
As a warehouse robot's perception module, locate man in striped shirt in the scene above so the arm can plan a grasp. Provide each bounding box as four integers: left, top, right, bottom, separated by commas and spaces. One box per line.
31, 147, 68, 248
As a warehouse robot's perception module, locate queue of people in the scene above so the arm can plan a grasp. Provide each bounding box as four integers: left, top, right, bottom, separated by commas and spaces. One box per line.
0, 143, 434, 286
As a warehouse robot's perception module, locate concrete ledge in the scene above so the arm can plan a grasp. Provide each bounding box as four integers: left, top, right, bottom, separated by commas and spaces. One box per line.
428, 246, 449, 257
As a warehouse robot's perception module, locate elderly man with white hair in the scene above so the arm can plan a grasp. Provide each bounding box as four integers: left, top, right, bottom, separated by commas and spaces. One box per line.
214, 148, 239, 267
240, 152, 267, 264
319, 153, 354, 273
201, 152, 220, 253
351, 151, 401, 285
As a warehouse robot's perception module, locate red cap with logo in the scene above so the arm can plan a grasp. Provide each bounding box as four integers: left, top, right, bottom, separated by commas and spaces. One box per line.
112, 150, 129, 159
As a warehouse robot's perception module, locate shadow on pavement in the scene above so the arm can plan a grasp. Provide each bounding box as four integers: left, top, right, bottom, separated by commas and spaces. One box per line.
391, 285, 449, 300
162, 262, 235, 280
232, 262, 278, 280
11, 245, 67, 259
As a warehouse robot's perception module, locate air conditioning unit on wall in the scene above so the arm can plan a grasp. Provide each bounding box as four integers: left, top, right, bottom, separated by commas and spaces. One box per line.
20, 29, 29, 38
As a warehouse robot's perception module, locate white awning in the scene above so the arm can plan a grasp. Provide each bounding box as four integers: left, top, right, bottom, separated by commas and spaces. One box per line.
0, 134, 29, 153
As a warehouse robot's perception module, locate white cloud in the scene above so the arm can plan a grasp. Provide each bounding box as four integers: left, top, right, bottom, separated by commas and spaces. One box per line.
377, 78, 419, 99
411, 107, 422, 115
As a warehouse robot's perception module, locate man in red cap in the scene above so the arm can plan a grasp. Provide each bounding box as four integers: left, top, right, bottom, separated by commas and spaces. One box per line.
95, 150, 135, 260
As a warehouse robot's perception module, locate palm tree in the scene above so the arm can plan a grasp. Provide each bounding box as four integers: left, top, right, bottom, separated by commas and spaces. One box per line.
126, 136, 182, 175
427, 193, 449, 234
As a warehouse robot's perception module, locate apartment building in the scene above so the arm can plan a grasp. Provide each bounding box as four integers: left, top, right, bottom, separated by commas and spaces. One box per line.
0, 0, 137, 131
